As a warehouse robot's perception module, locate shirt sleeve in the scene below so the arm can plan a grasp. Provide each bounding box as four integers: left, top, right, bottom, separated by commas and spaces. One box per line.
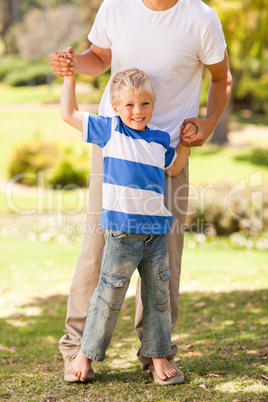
88, 0, 112, 49
199, 11, 227, 65
82, 113, 112, 148
164, 147, 177, 170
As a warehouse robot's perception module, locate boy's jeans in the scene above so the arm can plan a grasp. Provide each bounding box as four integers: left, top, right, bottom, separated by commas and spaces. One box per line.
81, 229, 172, 361
59, 145, 189, 365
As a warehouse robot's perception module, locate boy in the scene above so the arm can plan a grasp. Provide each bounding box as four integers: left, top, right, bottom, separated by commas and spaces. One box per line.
61, 66, 196, 385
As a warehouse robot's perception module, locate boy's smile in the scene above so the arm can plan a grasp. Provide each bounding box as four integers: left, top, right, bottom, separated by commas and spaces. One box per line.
112, 90, 154, 131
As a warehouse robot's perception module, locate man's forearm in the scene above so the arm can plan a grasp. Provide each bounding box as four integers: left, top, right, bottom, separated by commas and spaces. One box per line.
76, 46, 111, 76
205, 71, 232, 137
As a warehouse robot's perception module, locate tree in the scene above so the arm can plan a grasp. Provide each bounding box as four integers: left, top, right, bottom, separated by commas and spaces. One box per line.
12, 4, 85, 60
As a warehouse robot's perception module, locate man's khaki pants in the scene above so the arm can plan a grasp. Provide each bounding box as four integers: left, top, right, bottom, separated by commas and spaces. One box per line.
59, 144, 189, 359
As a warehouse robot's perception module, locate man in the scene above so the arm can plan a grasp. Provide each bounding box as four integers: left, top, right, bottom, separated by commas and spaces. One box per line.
49, 0, 232, 382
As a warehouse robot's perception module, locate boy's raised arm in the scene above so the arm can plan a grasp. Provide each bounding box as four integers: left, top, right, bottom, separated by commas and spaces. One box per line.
61, 67, 84, 131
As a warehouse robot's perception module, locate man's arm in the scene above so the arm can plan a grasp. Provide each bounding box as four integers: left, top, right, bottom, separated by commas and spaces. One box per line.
181, 50, 232, 147
49, 45, 112, 77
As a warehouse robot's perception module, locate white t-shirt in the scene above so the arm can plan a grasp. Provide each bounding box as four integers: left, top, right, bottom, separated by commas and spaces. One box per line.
88, 0, 226, 147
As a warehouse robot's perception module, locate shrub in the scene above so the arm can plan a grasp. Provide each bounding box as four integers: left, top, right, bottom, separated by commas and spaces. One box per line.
235, 74, 268, 113
4, 64, 49, 87
49, 154, 90, 188
186, 182, 268, 236
8, 139, 90, 188
8, 140, 61, 186
0, 56, 30, 81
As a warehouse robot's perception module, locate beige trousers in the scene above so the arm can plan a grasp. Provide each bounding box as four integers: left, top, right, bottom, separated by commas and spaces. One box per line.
59, 144, 189, 358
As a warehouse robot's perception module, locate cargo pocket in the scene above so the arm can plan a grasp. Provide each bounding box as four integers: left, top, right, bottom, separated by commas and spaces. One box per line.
155, 268, 171, 312
97, 273, 129, 319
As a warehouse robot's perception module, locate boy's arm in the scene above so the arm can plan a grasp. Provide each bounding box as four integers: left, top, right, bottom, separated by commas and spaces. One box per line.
61, 73, 84, 131
165, 122, 196, 176
165, 142, 190, 177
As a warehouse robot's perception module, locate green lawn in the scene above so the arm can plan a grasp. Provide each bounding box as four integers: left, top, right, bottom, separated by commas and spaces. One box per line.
0, 83, 62, 104
189, 144, 268, 184
0, 83, 102, 105
0, 237, 267, 401
0, 187, 88, 214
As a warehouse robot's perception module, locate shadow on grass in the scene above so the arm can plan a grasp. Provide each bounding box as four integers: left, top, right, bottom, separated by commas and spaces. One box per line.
0, 290, 267, 401
234, 148, 268, 168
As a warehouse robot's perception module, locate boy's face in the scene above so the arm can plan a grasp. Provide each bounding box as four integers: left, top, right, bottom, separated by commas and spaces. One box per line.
112, 90, 153, 131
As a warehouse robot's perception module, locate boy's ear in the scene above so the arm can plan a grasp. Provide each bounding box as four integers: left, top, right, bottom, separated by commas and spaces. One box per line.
112, 104, 119, 115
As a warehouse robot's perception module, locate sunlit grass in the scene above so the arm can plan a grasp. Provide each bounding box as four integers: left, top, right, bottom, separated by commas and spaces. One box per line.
0, 82, 102, 105
0, 237, 267, 401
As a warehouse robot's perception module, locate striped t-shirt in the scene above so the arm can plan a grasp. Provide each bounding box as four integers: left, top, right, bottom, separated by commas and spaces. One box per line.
82, 114, 177, 235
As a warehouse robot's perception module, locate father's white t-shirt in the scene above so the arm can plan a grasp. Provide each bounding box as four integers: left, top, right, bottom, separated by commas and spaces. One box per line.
88, 0, 226, 147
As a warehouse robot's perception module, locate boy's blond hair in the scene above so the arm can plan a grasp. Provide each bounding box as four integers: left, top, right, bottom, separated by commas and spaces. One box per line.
110, 68, 156, 107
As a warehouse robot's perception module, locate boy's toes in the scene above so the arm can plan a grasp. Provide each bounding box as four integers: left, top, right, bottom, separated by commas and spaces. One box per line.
166, 368, 177, 378
71, 368, 80, 379
159, 373, 167, 381
80, 371, 88, 382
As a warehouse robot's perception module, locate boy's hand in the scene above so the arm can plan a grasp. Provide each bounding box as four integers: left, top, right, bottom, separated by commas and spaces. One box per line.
49, 47, 76, 77
180, 122, 197, 139
180, 117, 215, 147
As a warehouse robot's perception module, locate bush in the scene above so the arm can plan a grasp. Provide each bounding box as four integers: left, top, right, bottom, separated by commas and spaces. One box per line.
186, 182, 268, 236
235, 74, 268, 113
8, 140, 61, 186
0, 56, 30, 81
4, 64, 49, 87
8, 140, 90, 188
49, 153, 90, 188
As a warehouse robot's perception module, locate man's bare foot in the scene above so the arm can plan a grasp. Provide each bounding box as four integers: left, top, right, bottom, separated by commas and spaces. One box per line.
152, 357, 178, 381
71, 349, 92, 381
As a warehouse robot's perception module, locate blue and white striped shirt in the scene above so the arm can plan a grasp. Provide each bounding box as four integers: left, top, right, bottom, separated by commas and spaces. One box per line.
83, 114, 177, 234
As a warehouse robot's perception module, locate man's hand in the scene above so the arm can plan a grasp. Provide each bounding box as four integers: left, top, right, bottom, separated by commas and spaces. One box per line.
181, 52, 232, 148
49, 47, 76, 77
180, 117, 215, 147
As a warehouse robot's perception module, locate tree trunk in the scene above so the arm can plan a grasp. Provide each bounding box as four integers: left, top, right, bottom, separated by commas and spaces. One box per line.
10, 0, 20, 22
210, 98, 232, 145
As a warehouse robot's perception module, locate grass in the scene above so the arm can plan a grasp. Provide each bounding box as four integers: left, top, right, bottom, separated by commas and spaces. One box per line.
0, 237, 267, 401
0, 187, 88, 214
0, 83, 103, 105
189, 144, 268, 184
0, 83, 62, 104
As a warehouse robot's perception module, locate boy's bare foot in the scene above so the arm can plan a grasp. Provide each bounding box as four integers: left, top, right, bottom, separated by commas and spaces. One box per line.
71, 349, 92, 382
152, 357, 178, 381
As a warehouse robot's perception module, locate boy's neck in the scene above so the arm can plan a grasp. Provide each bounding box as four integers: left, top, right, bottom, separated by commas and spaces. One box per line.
142, 0, 179, 11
